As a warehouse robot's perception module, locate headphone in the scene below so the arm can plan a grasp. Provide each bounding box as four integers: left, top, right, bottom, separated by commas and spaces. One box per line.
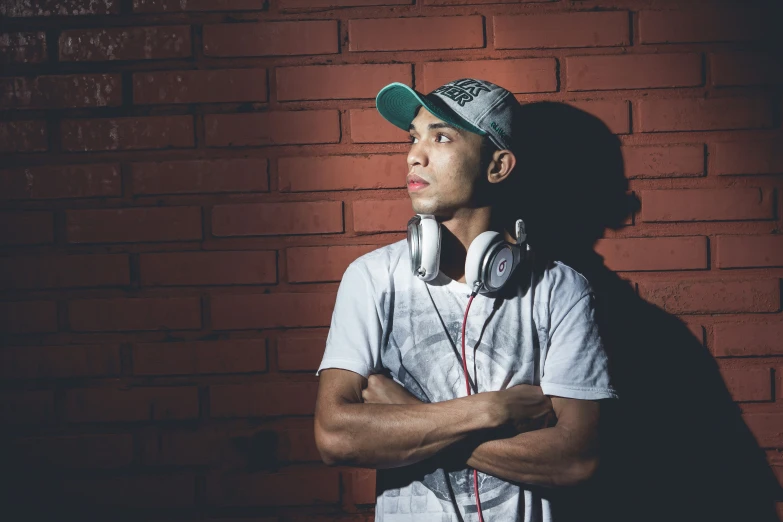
406, 214, 530, 295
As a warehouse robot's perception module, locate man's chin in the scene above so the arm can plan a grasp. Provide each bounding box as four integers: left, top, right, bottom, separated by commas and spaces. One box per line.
410, 196, 437, 216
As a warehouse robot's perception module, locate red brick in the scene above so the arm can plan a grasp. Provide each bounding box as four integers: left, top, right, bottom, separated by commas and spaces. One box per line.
0, 344, 121, 379
0, 211, 53, 245
623, 144, 704, 179
279, 154, 406, 192
594, 236, 707, 272
139, 425, 317, 467
566, 53, 701, 91
353, 198, 411, 233
710, 52, 783, 87
11, 434, 132, 468
639, 8, 764, 44
713, 322, 783, 357
206, 468, 339, 506
637, 97, 773, 132
427, 0, 550, 3
61, 115, 194, 151
744, 414, 783, 448
342, 469, 377, 506
0, 163, 121, 200
211, 381, 318, 417
711, 140, 783, 176
62, 474, 195, 508
211, 292, 336, 329
0, 254, 129, 290
212, 201, 343, 237
1, 74, 121, 109
279, 426, 321, 461
59, 26, 191, 62
277, 64, 410, 102
640, 188, 774, 223
0, 120, 47, 153
69, 297, 202, 332
494, 11, 629, 49
281, 0, 407, 8
67, 206, 202, 244
638, 279, 779, 314
0, 391, 55, 424
1, 0, 119, 16
133, 339, 267, 375
717, 235, 783, 269
287, 244, 377, 282
720, 367, 772, 402
65, 386, 199, 422
350, 109, 409, 143
0, 300, 57, 334
349, 16, 483, 52
140, 429, 215, 466
134, 0, 264, 11
688, 324, 704, 345
422, 58, 557, 94
133, 69, 267, 104
141, 250, 276, 286
277, 335, 328, 371
132, 158, 268, 195
0, 32, 46, 63
566, 100, 630, 134
203, 21, 337, 57
205, 110, 339, 147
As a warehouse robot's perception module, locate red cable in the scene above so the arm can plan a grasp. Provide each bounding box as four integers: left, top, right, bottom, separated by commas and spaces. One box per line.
462, 291, 485, 522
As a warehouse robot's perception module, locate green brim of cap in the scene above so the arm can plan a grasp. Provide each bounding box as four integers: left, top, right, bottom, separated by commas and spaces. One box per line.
375, 82, 487, 137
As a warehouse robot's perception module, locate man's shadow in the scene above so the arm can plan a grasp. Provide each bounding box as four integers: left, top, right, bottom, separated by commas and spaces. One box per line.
504, 101, 781, 522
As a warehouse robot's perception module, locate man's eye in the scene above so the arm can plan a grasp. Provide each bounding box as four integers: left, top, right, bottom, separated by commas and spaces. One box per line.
408, 134, 450, 143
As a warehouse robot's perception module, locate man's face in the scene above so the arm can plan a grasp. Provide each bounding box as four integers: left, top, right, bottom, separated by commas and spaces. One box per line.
406, 106, 486, 217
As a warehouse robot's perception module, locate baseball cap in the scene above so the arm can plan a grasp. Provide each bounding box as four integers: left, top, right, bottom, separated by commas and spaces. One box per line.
375, 78, 519, 151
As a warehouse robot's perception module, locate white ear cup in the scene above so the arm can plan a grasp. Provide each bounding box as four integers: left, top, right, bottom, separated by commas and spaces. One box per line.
485, 244, 515, 292
417, 215, 440, 281
464, 231, 501, 292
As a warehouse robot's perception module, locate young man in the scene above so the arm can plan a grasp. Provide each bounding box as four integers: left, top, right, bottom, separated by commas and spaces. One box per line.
314, 78, 617, 521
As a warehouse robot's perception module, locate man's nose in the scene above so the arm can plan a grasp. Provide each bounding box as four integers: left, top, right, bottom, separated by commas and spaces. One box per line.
407, 142, 427, 169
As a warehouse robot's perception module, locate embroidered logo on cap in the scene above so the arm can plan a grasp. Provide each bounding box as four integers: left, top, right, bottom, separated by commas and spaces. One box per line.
490, 121, 508, 139
432, 79, 491, 107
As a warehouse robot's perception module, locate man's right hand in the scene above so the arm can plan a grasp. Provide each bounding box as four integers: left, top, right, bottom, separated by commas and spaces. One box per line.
492, 384, 557, 434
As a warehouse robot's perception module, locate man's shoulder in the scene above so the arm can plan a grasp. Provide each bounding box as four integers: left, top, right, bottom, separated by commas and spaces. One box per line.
538, 259, 593, 298
344, 239, 408, 280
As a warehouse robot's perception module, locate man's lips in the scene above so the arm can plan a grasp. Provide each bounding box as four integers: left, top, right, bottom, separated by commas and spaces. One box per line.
407, 173, 429, 191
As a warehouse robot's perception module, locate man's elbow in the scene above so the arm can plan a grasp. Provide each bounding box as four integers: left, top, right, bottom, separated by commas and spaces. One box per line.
557, 455, 599, 487
314, 423, 357, 467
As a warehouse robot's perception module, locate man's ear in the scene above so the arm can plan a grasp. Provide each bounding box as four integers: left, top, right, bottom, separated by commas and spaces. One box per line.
487, 149, 517, 184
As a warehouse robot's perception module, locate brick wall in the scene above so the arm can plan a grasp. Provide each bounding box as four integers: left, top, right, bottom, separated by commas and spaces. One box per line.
0, 0, 782, 520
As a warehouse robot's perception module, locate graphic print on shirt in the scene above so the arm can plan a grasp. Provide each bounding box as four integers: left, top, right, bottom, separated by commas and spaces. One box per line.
377, 278, 537, 518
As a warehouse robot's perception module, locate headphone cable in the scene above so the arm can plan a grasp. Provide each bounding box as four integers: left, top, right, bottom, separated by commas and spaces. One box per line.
462, 286, 485, 522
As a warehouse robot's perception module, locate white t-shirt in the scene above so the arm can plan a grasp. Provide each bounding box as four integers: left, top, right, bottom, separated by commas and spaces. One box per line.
317, 239, 617, 522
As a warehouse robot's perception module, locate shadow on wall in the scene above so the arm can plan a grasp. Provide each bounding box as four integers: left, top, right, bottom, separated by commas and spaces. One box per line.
506, 101, 781, 522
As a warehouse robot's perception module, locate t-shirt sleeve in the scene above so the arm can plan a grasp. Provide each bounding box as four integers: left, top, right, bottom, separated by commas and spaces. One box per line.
540, 289, 618, 401
316, 260, 383, 379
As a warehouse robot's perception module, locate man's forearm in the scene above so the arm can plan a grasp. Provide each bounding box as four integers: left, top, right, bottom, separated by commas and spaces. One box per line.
465, 398, 601, 487
315, 395, 500, 469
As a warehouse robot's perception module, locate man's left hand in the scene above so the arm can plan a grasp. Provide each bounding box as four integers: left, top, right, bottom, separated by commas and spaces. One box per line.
362, 373, 423, 405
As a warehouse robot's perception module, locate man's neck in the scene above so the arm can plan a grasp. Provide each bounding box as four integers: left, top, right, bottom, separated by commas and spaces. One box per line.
437, 207, 516, 283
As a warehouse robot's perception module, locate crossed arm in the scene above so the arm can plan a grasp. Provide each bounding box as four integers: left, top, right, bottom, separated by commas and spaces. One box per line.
314, 368, 602, 488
